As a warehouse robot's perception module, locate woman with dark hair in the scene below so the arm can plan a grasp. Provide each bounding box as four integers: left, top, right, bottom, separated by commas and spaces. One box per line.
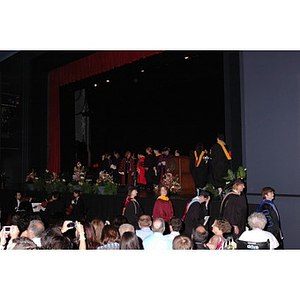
122, 186, 143, 229
119, 231, 143, 250
83, 222, 100, 249
97, 225, 120, 250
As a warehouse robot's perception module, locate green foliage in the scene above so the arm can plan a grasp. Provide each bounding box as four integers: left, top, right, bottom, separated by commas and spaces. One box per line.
104, 182, 118, 195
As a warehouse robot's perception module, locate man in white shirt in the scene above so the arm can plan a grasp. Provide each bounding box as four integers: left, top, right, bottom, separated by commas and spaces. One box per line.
135, 214, 153, 240
27, 219, 45, 248
238, 212, 279, 250
143, 218, 172, 250
164, 216, 182, 242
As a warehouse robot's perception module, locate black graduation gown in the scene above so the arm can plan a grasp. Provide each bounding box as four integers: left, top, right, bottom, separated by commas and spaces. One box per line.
208, 143, 230, 189
183, 201, 208, 237
189, 152, 208, 189
221, 192, 248, 239
124, 200, 143, 230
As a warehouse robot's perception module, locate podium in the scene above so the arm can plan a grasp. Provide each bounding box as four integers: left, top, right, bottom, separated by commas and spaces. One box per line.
166, 156, 195, 195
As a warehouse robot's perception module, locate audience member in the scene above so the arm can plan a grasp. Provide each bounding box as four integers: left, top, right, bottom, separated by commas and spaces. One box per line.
220, 179, 248, 239
61, 220, 86, 250
164, 216, 182, 242
191, 225, 209, 249
83, 221, 100, 249
152, 186, 174, 233
27, 219, 45, 247
182, 189, 210, 237
91, 218, 105, 244
119, 223, 135, 237
112, 215, 127, 228
119, 231, 143, 250
135, 214, 153, 240
10, 236, 38, 250
97, 225, 120, 250
238, 212, 279, 250
122, 186, 144, 229
256, 186, 284, 249
142, 218, 172, 250
172, 235, 193, 250
205, 218, 232, 250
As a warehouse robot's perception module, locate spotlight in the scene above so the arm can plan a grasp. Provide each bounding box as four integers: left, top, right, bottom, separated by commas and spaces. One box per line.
184, 56, 190, 60
106, 79, 110, 83
94, 83, 97, 87
141, 69, 145, 73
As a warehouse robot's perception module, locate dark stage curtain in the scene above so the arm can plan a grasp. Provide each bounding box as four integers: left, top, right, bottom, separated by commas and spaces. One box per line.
48, 51, 162, 173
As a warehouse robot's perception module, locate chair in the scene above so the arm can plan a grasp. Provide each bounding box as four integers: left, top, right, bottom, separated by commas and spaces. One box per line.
235, 239, 270, 250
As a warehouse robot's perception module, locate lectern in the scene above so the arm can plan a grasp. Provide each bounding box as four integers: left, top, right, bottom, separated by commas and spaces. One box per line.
166, 156, 195, 195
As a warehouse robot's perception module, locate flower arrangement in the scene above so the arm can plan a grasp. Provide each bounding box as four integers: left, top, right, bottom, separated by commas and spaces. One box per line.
25, 169, 38, 184
24, 162, 118, 195
96, 171, 114, 186
161, 172, 182, 195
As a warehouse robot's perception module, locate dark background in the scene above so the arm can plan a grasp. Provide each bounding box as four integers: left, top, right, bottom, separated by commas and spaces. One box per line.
60, 51, 225, 169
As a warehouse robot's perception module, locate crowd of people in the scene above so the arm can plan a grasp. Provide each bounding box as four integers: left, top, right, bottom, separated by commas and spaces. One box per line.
90, 133, 232, 195
0, 133, 284, 250
0, 180, 283, 250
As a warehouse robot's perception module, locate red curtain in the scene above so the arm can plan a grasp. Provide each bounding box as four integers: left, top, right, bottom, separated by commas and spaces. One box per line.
48, 51, 162, 173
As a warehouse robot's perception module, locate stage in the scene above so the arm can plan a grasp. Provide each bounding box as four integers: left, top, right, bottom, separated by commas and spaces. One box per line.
0, 188, 257, 229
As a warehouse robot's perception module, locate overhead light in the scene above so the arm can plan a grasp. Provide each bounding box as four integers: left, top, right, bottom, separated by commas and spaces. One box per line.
184, 56, 190, 60
94, 83, 97, 87
106, 79, 110, 83
141, 69, 145, 73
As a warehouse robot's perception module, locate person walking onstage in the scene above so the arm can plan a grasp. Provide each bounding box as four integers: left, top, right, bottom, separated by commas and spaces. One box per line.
152, 186, 174, 234
189, 142, 209, 195
220, 179, 248, 240
122, 186, 143, 230
182, 189, 210, 237
256, 186, 284, 249
207, 133, 232, 194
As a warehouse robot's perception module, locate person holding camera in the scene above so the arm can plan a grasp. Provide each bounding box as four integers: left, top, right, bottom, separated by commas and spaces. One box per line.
61, 220, 86, 250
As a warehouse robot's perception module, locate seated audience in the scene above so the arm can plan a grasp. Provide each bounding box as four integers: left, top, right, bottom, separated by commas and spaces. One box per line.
143, 218, 172, 250
119, 223, 135, 237
83, 221, 100, 249
27, 219, 45, 247
119, 231, 143, 250
205, 218, 232, 250
97, 225, 120, 250
10, 236, 38, 250
238, 212, 279, 250
135, 214, 153, 240
91, 218, 105, 245
172, 235, 193, 250
191, 225, 209, 249
164, 216, 182, 242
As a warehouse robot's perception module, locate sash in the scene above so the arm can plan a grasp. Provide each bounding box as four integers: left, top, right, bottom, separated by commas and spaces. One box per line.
182, 196, 200, 221
122, 197, 137, 215
256, 199, 280, 220
220, 191, 239, 215
157, 196, 169, 201
194, 150, 205, 167
217, 141, 232, 160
